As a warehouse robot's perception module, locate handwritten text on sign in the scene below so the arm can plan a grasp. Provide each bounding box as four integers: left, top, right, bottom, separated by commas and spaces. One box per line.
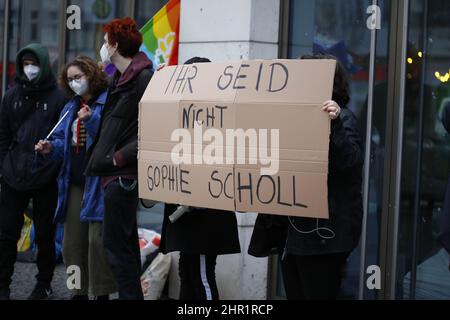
138, 59, 335, 218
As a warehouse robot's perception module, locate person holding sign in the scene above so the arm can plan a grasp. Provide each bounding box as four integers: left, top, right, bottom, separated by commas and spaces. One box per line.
0, 44, 66, 300
160, 57, 241, 301
249, 54, 364, 300
84, 17, 153, 300
439, 102, 450, 269
35, 56, 117, 300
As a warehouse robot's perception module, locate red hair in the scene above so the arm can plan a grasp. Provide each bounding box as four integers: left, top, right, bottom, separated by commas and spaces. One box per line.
103, 17, 142, 58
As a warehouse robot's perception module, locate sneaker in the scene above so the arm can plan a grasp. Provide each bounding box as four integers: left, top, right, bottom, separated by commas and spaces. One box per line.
28, 283, 53, 300
0, 288, 10, 300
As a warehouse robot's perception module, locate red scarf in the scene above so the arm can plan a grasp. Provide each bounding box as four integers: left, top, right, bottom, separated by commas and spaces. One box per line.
76, 100, 87, 154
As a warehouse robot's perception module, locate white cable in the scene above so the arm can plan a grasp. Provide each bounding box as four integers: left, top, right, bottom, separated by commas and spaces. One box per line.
288, 217, 336, 240
169, 205, 191, 223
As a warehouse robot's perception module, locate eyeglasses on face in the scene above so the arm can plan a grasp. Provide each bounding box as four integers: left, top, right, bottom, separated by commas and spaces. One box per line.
67, 74, 85, 82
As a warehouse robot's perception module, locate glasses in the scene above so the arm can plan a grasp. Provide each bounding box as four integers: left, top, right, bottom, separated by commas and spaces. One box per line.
67, 74, 85, 82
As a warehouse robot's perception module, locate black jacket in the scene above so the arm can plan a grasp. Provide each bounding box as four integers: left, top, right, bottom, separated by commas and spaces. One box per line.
249, 108, 364, 257
439, 102, 450, 254
85, 54, 153, 177
0, 44, 65, 191
161, 204, 241, 255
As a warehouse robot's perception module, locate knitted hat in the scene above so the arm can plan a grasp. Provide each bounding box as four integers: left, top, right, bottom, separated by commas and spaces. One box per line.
21, 51, 39, 65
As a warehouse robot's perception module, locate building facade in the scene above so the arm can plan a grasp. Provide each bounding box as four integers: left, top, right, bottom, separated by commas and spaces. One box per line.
1, 0, 449, 300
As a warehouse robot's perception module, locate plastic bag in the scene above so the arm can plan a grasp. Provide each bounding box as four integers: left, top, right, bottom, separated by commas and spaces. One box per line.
17, 214, 34, 253
17, 214, 37, 263
16, 209, 64, 263
141, 253, 172, 300
138, 228, 161, 267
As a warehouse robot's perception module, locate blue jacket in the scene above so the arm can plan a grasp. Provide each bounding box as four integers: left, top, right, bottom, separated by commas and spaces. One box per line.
50, 92, 107, 223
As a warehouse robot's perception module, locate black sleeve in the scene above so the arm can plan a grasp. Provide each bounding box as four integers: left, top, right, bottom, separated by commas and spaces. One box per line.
115, 69, 154, 166
329, 108, 364, 175
0, 93, 12, 174
443, 102, 450, 134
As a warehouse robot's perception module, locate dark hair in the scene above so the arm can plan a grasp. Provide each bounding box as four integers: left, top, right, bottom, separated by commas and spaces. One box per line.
59, 56, 109, 98
184, 57, 211, 65
103, 17, 142, 58
300, 53, 350, 107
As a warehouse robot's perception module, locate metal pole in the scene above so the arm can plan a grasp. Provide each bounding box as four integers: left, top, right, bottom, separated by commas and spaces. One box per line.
278, 0, 290, 59
410, 0, 429, 300
379, 0, 409, 299
1, 0, 10, 98
388, 0, 409, 299
58, 0, 68, 73
129, 0, 136, 19
358, 0, 378, 301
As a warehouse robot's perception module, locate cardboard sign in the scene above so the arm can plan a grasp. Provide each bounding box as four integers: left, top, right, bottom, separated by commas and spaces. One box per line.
138, 59, 336, 218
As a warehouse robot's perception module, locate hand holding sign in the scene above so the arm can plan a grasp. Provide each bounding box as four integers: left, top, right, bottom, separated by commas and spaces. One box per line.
35, 140, 53, 155
34, 109, 71, 155
323, 100, 341, 120
156, 63, 166, 72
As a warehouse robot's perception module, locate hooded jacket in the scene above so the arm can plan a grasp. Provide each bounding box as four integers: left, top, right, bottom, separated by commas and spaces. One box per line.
0, 43, 65, 190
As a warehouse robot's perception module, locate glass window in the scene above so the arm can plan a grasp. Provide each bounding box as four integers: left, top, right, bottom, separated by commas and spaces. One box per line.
284, 0, 391, 300
65, 0, 166, 65
65, 0, 134, 63
6, 0, 64, 89
397, 0, 450, 300
134, 0, 167, 29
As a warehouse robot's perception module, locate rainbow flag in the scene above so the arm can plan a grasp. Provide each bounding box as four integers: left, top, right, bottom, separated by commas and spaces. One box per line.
140, 0, 180, 68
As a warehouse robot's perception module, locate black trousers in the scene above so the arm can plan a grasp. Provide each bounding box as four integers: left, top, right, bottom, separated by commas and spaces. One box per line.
179, 253, 219, 300
102, 179, 143, 300
0, 179, 57, 289
280, 252, 350, 300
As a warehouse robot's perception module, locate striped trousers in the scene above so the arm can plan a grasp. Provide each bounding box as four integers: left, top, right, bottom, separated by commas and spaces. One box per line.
178, 253, 219, 300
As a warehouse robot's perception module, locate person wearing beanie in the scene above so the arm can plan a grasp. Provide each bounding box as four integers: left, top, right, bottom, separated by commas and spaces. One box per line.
0, 43, 66, 300
22, 52, 39, 65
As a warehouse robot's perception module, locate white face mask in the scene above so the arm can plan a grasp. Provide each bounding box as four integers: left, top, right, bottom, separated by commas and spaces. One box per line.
24, 65, 40, 81
69, 78, 89, 96
100, 44, 113, 64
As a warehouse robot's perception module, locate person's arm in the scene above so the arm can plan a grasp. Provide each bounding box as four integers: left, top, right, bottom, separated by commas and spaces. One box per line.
0, 94, 12, 174
82, 104, 103, 139
113, 139, 137, 168
329, 108, 364, 175
113, 70, 154, 168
